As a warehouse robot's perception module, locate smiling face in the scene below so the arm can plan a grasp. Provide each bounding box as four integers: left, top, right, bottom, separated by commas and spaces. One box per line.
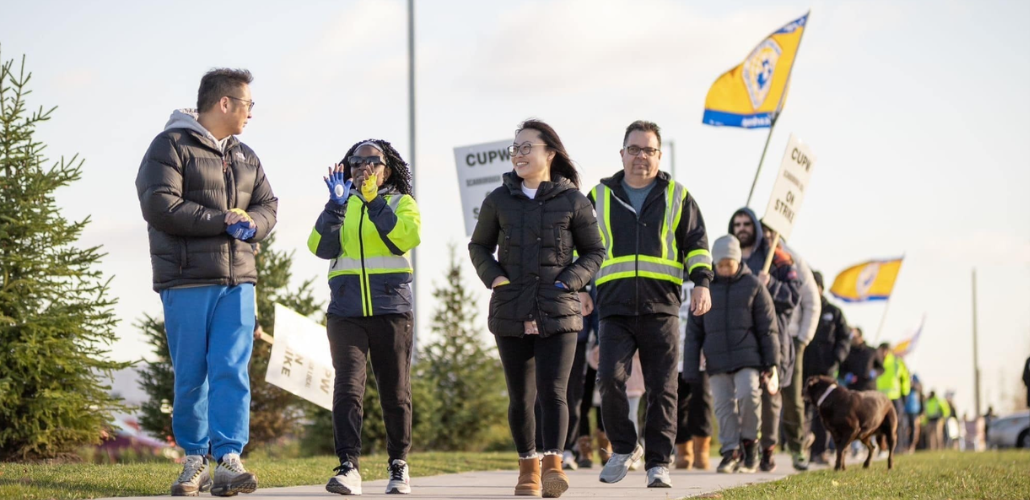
349, 144, 391, 187
511, 128, 554, 184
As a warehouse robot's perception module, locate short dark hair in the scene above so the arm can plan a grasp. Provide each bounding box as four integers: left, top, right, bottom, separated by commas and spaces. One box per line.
515, 119, 581, 188
197, 68, 253, 113
623, 120, 662, 148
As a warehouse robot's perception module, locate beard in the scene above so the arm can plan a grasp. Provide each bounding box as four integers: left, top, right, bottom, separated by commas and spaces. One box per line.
735, 230, 755, 248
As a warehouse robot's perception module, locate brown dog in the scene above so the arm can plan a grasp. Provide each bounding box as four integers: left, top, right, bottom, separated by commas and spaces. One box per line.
805, 375, 897, 471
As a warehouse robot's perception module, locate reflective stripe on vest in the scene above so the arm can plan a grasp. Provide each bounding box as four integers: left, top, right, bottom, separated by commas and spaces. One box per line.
593, 182, 691, 285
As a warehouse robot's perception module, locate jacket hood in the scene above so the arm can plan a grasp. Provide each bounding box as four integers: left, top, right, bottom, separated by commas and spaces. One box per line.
729, 206, 764, 252
164, 109, 232, 151
502, 170, 574, 200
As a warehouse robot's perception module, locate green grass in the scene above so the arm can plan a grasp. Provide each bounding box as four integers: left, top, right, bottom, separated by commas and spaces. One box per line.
709, 450, 1030, 500
0, 452, 517, 500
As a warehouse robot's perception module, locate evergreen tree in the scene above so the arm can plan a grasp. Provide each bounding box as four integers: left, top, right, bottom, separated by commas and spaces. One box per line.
0, 48, 130, 461
136, 314, 173, 442
415, 244, 506, 451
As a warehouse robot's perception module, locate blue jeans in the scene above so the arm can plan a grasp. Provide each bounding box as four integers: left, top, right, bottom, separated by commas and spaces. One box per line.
161, 284, 255, 460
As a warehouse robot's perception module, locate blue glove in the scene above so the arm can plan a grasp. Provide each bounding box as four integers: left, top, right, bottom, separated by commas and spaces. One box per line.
227, 221, 256, 241
325, 172, 352, 206
555, 281, 570, 290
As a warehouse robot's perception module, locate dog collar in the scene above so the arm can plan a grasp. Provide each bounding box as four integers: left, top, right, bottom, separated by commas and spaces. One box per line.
817, 385, 837, 407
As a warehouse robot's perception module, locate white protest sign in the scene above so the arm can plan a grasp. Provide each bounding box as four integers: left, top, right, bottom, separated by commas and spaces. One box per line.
265, 303, 334, 410
454, 140, 514, 237
762, 133, 816, 241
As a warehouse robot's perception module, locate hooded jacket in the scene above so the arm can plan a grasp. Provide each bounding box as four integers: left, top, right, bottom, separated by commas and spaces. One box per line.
135, 109, 278, 291
729, 207, 801, 386
469, 172, 605, 337
588, 171, 713, 319
783, 244, 821, 346
683, 263, 779, 380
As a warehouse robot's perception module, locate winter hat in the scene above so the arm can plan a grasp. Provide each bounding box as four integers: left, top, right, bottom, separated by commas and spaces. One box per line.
712, 235, 742, 263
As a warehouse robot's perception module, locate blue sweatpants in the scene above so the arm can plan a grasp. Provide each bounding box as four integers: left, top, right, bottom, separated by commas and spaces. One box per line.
161, 284, 255, 460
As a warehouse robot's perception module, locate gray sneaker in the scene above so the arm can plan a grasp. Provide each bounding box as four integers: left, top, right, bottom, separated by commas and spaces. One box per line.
386, 459, 411, 494
646, 465, 672, 488
211, 453, 257, 497
327, 461, 362, 495
171, 455, 212, 497
598, 444, 643, 484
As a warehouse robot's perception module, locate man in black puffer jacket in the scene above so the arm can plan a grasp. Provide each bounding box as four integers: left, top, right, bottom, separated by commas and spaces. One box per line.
135, 68, 277, 497
684, 235, 778, 474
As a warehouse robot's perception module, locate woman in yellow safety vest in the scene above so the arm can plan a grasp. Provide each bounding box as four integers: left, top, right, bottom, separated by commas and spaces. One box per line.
308, 139, 420, 496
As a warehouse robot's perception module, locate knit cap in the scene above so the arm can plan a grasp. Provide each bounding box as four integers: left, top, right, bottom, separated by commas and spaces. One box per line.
712, 235, 742, 263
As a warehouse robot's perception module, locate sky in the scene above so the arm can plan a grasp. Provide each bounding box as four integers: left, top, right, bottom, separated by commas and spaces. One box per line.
2, 0, 1028, 415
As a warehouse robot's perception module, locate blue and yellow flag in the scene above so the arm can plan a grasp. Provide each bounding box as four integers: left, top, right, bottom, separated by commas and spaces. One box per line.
702, 13, 808, 128
830, 258, 903, 303
893, 315, 925, 358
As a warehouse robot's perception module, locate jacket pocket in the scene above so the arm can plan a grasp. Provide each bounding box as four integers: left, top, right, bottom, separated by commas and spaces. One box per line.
489, 284, 520, 321
554, 226, 565, 263
178, 239, 189, 274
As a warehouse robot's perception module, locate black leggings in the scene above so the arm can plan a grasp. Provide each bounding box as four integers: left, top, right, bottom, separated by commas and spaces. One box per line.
497, 332, 577, 455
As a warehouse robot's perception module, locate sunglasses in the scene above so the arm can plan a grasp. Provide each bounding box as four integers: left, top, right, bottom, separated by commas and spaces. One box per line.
347, 155, 386, 168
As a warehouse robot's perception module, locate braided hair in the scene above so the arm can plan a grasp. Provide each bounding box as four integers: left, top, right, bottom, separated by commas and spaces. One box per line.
339, 138, 413, 197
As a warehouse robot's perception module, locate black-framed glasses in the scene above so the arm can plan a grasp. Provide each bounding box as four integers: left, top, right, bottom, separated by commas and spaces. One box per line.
625, 145, 660, 157
227, 96, 255, 111
507, 143, 548, 156
347, 155, 386, 168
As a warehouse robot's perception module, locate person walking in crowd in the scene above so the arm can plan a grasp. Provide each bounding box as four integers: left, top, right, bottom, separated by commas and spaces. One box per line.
590, 120, 714, 489
675, 283, 714, 471
802, 271, 851, 465
904, 373, 925, 453
780, 245, 821, 471
924, 390, 951, 450
1024, 356, 1030, 408
729, 210, 800, 472
560, 285, 598, 471
309, 139, 421, 495
135, 68, 276, 497
876, 342, 912, 452
840, 327, 882, 391
469, 119, 605, 498
684, 235, 779, 475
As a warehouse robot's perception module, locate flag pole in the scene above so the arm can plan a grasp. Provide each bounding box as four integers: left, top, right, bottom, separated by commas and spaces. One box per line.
745, 10, 810, 208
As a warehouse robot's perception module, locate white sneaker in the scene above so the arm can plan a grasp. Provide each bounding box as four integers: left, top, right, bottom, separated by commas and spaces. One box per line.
562, 450, 579, 471
386, 459, 411, 494
599, 444, 644, 484
211, 453, 257, 497
171, 455, 211, 496
629, 457, 642, 471
327, 461, 363, 495
646, 466, 672, 488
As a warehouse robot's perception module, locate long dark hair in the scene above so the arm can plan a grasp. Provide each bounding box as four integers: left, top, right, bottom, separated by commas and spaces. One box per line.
515, 119, 580, 188
339, 138, 413, 197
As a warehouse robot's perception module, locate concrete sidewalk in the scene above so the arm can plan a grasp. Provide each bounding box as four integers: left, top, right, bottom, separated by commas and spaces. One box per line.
100, 453, 810, 499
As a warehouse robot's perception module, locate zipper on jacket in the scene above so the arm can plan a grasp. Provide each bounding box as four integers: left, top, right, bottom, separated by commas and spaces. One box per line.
724, 282, 731, 361
358, 203, 370, 316
223, 151, 237, 286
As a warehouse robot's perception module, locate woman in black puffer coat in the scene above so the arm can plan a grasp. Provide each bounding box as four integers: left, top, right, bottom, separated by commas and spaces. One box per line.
469, 119, 604, 497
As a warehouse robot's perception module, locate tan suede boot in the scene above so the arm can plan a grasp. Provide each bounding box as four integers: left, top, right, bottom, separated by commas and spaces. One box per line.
675, 442, 694, 469
575, 435, 593, 468
693, 436, 711, 470
541, 454, 569, 498
596, 430, 613, 465
515, 456, 542, 497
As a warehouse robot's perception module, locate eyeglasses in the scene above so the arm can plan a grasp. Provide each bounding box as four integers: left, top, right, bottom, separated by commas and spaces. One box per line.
507, 143, 548, 156
347, 155, 386, 168
625, 145, 660, 157
226, 96, 255, 111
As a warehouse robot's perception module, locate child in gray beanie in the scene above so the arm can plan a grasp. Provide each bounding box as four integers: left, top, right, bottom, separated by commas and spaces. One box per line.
682, 234, 779, 474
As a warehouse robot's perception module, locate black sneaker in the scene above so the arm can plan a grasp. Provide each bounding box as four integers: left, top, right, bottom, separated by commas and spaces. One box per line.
739, 440, 759, 473
716, 450, 741, 473
759, 447, 776, 472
